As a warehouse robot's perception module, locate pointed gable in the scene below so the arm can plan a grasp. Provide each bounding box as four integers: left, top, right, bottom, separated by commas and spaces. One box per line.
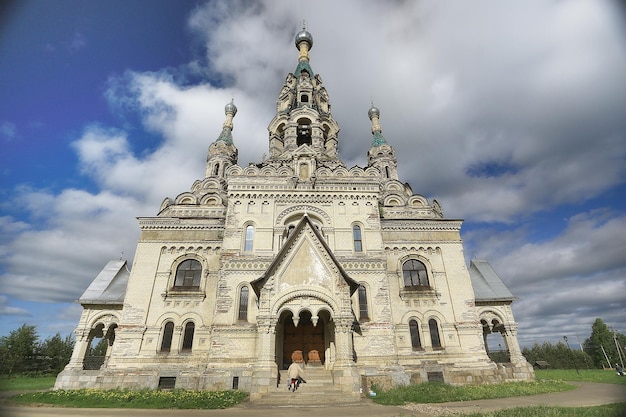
78, 260, 129, 305
469, 259, 516, 302
251, 215, 359, 297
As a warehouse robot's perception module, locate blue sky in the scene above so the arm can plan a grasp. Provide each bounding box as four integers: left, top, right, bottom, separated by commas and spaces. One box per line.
1, 0, 625, 348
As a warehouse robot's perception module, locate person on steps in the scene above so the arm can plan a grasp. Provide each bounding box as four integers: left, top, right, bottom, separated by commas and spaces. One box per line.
287, 361, 305, 391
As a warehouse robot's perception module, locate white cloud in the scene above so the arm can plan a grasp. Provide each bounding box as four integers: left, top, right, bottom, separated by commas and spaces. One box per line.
2, 0, 625, 345
0, 295, 31, 316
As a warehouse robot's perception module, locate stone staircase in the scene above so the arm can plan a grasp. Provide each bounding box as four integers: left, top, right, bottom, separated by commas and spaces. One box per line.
251, 368, 362, 407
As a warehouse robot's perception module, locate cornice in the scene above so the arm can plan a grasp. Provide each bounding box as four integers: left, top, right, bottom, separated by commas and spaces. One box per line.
381, 219, 463, 231
138, 219, 225, 231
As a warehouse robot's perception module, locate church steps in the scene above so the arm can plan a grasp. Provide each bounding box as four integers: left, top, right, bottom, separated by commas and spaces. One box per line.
252, 369, 362, 406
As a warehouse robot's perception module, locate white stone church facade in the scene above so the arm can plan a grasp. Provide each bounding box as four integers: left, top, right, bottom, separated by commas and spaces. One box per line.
56, 29, 534, 397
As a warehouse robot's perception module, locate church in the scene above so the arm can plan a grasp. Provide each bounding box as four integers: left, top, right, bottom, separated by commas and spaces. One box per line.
55, 28, 534, 398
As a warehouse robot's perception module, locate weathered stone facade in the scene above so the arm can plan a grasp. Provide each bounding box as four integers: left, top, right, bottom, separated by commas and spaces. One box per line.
55, 28, 534, 397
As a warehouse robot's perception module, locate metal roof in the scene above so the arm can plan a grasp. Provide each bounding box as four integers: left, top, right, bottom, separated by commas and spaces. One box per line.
78, 260, 129, 305
469, 259, 516, 302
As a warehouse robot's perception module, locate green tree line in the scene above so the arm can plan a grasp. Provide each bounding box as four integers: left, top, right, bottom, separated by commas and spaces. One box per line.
522, 318, 626, 369
0, 324, 74, 377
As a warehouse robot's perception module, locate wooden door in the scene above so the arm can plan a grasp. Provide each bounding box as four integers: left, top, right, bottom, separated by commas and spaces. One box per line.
282, 316, 325, 368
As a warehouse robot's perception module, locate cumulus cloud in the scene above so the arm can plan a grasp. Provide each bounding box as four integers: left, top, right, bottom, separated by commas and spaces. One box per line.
467, 209, 626, 344
1, 0, 625, 344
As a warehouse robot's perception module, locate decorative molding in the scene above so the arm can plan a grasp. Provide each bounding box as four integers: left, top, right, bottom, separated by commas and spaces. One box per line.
275, 204, 331, 225
381, 220, 462, 231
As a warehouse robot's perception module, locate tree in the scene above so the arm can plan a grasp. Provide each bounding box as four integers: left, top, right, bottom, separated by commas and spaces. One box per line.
87, 337, 109, 357
522, 341, 591, 369
39, 333, 75, 373
0, 324, 38, 377
584, 318, 626, 368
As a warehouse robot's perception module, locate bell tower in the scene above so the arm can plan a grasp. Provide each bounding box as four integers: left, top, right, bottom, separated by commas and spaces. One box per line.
266, 25, 343, 174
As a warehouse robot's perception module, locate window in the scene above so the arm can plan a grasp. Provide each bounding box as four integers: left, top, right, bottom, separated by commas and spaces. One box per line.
409, 319, 422, 350
353, 225, 363, 252
158, 377, 176, 389
160, 322, 174, 352
358, 285, 369, 321
174, 259, 202, 288
402, 259, 429, 287
244, 225, 254, 252
181, 322, 195, 351
429, 319, 442, 349
213, 163, 219, 176
297, 124, 311, 146
238, 286, 249, 321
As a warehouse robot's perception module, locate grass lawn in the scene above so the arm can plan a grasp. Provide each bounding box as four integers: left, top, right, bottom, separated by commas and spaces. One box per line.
373, 380, 575, 406
0, 375, 56, 391
464, 403, 626, 417
535, 369, 626, 385
9, 389, 248, 409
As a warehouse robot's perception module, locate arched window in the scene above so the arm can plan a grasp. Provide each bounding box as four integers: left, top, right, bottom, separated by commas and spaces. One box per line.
297, 123, 311, 146
174, 259, 202, 288
429, 319, 442, 349
244, 225, 254, 252
402, 259, 429, 287
358, 285, 369, 321
181, 322, 195, 351
160, 322, 174, 352
213, 163, 220, 176
238, 286, 249, 321
409, 319, 422, 350
353, 225, 363, 252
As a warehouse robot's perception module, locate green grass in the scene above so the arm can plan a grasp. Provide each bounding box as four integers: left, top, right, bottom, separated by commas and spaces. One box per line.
0, 375, 56, 391
464, 403, 626, 417
372, 380, 575, 406
535, 369, 626, 385
9, 388, 248, 409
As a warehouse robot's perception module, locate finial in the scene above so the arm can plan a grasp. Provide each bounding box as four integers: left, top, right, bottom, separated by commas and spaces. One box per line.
368, 101, 386, 146
295, 23, 313, 55
225, 98, 237, 116
216, 99, 237, 144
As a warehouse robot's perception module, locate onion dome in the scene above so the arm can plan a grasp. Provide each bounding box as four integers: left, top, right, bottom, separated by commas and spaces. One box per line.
224, 99, 237, 116
295, 27, 313, 50
368, 104, 380, 120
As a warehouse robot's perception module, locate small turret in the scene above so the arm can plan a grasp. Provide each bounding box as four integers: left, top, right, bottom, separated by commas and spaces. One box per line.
367, 104, 398, 180
205, 100, 239, 178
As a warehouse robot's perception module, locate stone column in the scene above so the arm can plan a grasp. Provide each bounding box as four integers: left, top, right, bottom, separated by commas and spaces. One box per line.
333, 317, 355, 367
251, 315, 278, 398
65, 328, 90, 369
503, 323, 524, 363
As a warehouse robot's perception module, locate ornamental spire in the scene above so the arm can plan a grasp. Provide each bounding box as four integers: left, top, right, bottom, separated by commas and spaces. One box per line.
216, 99, 237, 144
368, 100, 387, 147
294, 22, 314, 77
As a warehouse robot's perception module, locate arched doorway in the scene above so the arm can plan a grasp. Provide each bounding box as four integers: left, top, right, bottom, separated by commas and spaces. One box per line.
277, 309, 334, 369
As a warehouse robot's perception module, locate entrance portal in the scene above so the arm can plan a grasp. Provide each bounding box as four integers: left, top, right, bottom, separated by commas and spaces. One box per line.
280, 310, 325, 369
